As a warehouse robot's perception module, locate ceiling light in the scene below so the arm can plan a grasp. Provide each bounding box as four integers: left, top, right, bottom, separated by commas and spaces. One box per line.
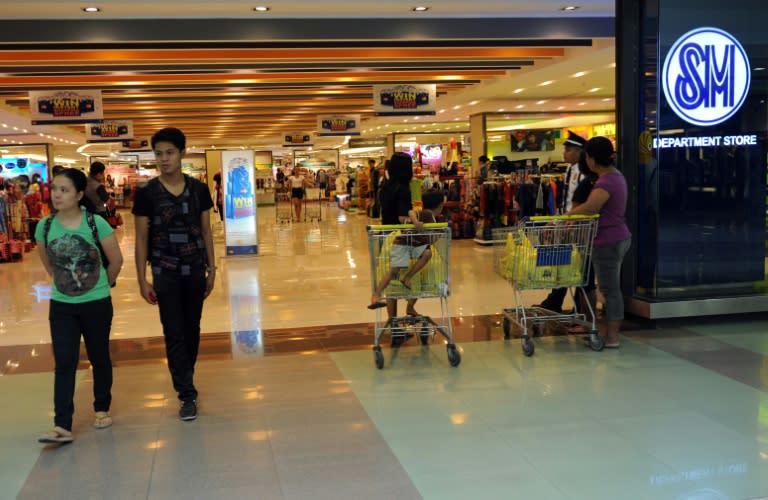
588, 87, 601, 93
469, 100, 479, 105
82, 6, 100, 12
412, 6, 429, 11
515, 104, 524, 109
512, 88, 524, 94
572, 71, 587, 78
536, 100, 547, 105
453, 105, 461, 110
561, 6, 580, 11
578, 102, 587, 106
557, 106, 566, 110
539, 80, 554, 86
602, 98, 612, 102
253, 6, 270, 11
497, 108, 505, 112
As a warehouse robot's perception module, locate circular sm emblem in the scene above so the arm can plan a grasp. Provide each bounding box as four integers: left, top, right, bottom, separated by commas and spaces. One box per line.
662, 27, 751, 127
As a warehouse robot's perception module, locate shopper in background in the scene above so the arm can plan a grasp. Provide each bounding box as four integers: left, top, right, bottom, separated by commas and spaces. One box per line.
536, 130, 587, 313
567, 136, 631, 348
287, 168, 310, 221
85, 161, 109, 219
132, 127, 216, 421
35, 168, 123, 443
212, 172, 224, 221
477, 155, 491, 181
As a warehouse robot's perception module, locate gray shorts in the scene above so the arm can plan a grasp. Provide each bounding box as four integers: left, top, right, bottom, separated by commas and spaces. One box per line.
391, 244, 428, 268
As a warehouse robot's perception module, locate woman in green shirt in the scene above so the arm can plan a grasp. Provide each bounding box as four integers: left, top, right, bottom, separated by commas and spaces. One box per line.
35, 168, 123, 443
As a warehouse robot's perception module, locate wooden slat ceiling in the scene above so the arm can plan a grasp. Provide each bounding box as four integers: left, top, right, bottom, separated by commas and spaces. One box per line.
0, 42, 580, 143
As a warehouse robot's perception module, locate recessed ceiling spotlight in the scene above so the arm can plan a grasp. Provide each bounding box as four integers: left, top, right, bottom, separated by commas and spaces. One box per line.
536, 100, 547, 105
453, 105, 461, 110
515, 104, 524, 109
561, 6, 580, 11
253, 6, 270, 12
512, 88, 524, 94
412, 6, 429, 12
578, 102, 587, 106
601, 98, 612, 102
497, 108, 505, 112
82, 6, 100, 12
572, 71, 587, 78
469, 100, 479, 105
557, 106, 566, 110
538, 80, 554, 86
588, 87, 601, 92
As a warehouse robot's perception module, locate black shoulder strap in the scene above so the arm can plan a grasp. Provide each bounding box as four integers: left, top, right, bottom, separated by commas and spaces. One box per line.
85, 211, 100, 243
43, 214, 55, 247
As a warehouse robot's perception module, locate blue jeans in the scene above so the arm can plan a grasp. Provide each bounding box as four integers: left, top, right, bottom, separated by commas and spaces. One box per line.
153, 272, 206, 402
49, 297, 113, 431
592, 238, 631, 321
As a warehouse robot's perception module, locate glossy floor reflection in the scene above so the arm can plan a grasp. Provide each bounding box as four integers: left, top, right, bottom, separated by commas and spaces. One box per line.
2, 204, 768, 499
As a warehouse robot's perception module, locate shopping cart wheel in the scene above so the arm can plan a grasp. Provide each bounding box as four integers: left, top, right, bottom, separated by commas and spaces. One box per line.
447, 344, 461, 367
522, 338, 535, 357
502, 318, 511, 339
373, 347, 384, 369
587, 331, 604, 352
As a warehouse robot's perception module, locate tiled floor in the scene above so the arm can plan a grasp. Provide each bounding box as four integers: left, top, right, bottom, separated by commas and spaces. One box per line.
2, 203, 768, 500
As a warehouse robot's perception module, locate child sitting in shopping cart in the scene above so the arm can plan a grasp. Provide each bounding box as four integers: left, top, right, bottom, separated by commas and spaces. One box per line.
368, 190, 444, 309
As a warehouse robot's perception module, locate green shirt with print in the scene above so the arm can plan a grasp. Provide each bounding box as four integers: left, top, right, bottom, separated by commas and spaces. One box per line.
35, 209, 114, 304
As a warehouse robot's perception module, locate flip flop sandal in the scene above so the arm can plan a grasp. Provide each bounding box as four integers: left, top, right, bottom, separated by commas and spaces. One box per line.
93, 412, 113, 429
367, 302, 387, 310
38, 426, 74, 444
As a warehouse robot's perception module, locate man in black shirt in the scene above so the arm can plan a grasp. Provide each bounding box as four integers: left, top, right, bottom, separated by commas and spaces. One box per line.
132, 128, 216, 421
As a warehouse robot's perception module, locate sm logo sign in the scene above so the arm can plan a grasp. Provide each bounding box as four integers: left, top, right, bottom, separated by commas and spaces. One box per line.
662, 27, 750, 127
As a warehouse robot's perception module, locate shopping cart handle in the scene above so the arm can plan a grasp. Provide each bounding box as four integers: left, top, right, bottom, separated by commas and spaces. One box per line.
527, 214, 599, 222
367, 223, 449, 230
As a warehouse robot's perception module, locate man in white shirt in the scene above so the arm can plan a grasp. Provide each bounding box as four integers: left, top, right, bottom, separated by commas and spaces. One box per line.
537, 130, 586, 313
561, 131, 587, 213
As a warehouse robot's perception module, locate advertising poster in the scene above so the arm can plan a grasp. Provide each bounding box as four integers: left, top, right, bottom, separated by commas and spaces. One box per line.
222, 150, 258, 255
373, 84, 436, 116
316, 114, 361, 136
85, 120, 134, 142
283, 132, 313, 147
293, 149, 338, 171
29, 89, 104, 124
510, 129, 558, 152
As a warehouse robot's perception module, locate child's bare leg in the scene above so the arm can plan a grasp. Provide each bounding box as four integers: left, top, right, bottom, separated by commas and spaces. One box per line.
401, 248, 432, 288
371, 267, 402, 304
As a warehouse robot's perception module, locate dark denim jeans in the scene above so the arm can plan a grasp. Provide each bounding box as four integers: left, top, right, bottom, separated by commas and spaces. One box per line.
49, 297, 113, 431
153, 272, 206, 402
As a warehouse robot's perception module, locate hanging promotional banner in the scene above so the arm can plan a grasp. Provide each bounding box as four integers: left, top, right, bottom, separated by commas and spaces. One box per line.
29, 89, 104, 124
316, 114, 361, 136
85, 120, 134, 142
373, 84, 436, 116
222, 150, 258, 255
283, 132, 313, 147
120, 139, 151, 152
